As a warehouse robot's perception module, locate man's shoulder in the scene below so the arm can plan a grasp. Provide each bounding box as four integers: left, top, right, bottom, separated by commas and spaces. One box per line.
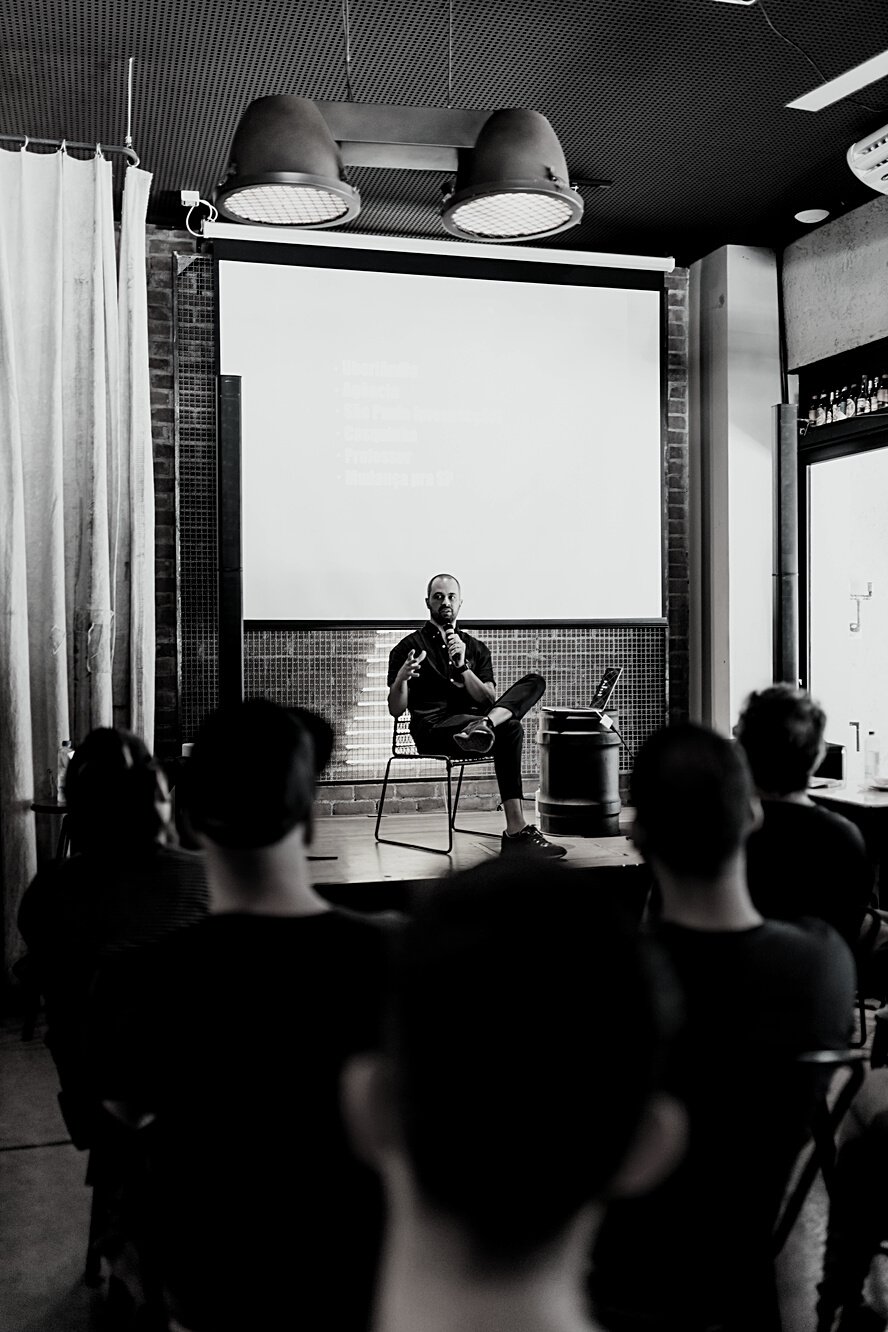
762, 798, 866, 850
459, 628, 490, 653
390, 627, 425, 656
660, 916, 853, 978
753, 916, 856, 1002
805, 801, 868, 851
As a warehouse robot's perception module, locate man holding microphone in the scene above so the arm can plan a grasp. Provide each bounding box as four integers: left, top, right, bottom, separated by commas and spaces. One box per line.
387, 574, 565, 857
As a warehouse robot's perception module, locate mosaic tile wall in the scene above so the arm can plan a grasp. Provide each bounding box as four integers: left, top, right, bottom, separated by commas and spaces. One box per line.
174, 252, 684, 785
174, 253, 219, 745
244, 624, 666, 781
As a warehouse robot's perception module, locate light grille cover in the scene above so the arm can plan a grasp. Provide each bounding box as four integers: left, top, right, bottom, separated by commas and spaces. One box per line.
214, 96, 361, 228
440, 109, 583, 242
847, 124, 888, 196
448, 188, 576, 239
221, 180, 355, 225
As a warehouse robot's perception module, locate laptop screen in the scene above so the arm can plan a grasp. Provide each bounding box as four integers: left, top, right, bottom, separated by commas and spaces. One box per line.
589, 666, 622, 712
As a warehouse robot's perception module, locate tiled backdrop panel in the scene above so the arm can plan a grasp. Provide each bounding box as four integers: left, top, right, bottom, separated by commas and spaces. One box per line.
244, 625, 667, 781
175, 254, 218, 743
174, 252, 677, 783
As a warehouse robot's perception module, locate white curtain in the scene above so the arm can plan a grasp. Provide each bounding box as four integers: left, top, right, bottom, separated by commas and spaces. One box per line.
0, 148, 154, 976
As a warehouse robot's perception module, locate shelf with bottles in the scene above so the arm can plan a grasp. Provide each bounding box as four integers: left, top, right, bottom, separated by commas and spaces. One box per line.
804, 374, 888, 431
797, 336, 888, 445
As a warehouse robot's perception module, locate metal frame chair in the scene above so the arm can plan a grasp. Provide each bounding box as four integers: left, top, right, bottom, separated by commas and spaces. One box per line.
374, 714, 499, 854
772, 1048, 868, 1256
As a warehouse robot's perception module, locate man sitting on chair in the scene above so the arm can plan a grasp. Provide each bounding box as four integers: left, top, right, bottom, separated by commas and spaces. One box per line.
387, 573, 565, 857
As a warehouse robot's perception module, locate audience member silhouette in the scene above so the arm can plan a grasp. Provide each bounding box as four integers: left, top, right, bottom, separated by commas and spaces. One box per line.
735, 685, 873, 949
591, 721, 856, 1332
17, 727, 208, 1146
99, 699, 391, 1332
341, 857, 685, 1332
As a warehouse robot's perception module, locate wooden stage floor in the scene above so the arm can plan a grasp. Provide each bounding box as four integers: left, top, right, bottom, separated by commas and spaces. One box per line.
309, 807, 650, 914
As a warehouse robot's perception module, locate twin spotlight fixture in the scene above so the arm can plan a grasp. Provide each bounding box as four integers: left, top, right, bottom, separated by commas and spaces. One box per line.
213, 95, 585, 243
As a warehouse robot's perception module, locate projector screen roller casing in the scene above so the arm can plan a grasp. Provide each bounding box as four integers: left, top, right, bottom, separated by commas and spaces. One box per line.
217, 241, 664, 623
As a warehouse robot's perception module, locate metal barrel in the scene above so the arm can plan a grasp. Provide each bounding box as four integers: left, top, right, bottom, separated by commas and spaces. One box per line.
537, 708, 622, 836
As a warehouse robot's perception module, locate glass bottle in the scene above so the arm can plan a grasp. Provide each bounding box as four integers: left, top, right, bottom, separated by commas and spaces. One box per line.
870, 376, 880, 413
856, 377, 870, 415
865, 731, 881, 785
833, 388, 846, 421
814, 393, 827, 427
878, 374, 888, 411
846, 383, 858, 418
57, 740, 73, 801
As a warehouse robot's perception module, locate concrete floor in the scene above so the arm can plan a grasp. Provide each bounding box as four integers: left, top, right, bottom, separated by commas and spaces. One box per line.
2, 1012, 887, 1331
0, 1019, 100, 1331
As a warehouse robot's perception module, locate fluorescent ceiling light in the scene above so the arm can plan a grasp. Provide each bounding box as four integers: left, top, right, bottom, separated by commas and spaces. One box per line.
787, 46, 888, 112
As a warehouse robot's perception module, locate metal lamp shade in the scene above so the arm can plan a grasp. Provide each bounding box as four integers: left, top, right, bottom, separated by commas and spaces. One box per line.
215, 95, 361, 227
441, 108, 583, 242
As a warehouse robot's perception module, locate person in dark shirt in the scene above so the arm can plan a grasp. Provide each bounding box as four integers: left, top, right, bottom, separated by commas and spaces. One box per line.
17, 728, 209, 1146
591, 721, 856, 1332
341, 857, 685, 1332
735, 684, 873, 948
100, 698, 391, 1332
387, 572, 566, 856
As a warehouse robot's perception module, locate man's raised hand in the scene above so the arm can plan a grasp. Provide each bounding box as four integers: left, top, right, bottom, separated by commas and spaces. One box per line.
445, 629, 466, 667
397, 649, 426, 685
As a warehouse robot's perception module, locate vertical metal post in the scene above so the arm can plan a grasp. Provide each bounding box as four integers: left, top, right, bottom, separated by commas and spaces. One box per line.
218, 375, 243, 705
772, 403, 799, 684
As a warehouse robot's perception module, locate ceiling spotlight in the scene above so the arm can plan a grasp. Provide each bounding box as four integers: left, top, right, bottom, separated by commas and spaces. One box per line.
441, 108, 584, 242
794, 208, 830, 224
215, 96, 361, 227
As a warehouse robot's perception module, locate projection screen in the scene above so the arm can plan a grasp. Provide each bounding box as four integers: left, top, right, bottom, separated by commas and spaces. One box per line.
216, 237, 665, 623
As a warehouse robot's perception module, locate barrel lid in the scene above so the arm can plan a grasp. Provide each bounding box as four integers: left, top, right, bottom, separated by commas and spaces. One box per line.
540, 706, 619, 733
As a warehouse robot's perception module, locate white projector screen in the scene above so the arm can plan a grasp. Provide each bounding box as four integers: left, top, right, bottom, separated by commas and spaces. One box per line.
218, 247, 663, 622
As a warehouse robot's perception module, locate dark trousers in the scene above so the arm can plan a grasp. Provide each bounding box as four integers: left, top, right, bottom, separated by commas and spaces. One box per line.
412, 673, 545, 803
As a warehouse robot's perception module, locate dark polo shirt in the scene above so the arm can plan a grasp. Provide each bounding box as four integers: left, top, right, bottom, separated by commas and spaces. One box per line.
387, 622, 496, 731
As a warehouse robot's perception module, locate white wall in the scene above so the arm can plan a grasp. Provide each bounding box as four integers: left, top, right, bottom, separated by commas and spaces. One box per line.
783, 195, 888, 371
809, 447, 888, 786
689, 246, 782, 733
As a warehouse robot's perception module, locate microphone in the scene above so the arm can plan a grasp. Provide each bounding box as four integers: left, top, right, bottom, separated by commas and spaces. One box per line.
445, 626, 465, 677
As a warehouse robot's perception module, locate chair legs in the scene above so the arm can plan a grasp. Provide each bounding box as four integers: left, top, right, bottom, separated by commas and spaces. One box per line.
374, 758, 501, 854
850, 993, 868, 1048
84, 1180, 106, 1286
374, 757, 454, 854
451, 764, 501, 840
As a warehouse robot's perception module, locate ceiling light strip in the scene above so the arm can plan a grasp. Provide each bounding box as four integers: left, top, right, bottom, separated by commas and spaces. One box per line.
203, 221, 675, 272
787, 46, 888, 112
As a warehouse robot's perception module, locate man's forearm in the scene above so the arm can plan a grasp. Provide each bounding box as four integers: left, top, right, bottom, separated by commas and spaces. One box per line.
463, 671, 496, 707
388, 681, 408, 716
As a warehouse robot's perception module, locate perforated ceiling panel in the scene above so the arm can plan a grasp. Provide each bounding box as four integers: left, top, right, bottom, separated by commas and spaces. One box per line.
1, 0, 887, 262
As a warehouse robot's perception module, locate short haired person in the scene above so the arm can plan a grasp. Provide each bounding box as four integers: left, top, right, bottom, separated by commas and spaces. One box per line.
341, 857, 685, 1332
387, 573, 565, 856
590, 722, 856, 1332
99, 699, 391, 1332
734, 684, 873, 949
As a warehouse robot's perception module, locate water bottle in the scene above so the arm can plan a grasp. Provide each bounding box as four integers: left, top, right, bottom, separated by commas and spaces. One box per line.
57, 740, 74, 801
865, 731, 881, 785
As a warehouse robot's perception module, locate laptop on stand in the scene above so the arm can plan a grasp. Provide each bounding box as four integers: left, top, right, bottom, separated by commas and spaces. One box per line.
546, 665, 623, 723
